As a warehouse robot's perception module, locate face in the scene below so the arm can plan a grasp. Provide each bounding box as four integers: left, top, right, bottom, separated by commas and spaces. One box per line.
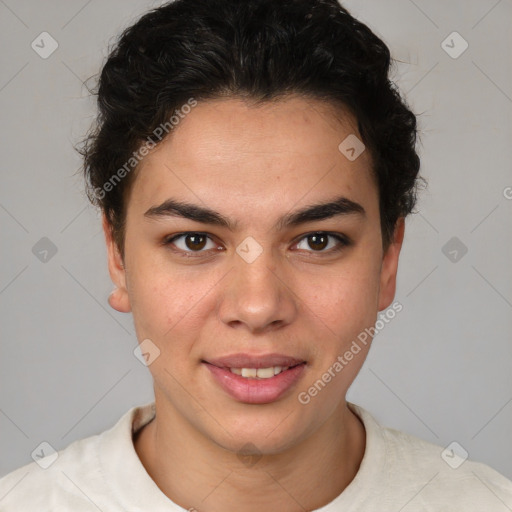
105, 95, 403, 454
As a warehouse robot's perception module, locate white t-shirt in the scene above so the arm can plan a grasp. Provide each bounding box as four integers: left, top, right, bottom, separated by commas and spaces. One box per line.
1, 401, 511, 511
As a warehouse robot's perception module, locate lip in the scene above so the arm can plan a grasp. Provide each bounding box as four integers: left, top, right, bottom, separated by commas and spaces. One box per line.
203, 353, 307, 404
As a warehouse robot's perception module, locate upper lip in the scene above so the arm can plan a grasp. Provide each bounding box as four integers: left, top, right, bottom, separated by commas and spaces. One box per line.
204, 353, 306, 369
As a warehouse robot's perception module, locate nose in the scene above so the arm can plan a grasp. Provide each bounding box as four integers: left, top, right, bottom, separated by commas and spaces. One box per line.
218, 246, 298, 334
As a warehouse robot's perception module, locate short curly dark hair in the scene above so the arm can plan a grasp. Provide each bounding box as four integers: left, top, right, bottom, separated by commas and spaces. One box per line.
80, 0, 422, 257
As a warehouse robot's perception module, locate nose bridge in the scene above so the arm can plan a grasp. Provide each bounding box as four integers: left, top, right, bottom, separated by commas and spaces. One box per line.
219, 239, 296, 331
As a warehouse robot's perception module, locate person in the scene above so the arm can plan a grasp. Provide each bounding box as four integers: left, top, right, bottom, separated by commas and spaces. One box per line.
1, 0, 511, 510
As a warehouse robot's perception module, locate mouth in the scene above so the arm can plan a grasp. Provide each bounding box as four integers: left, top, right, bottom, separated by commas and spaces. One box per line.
202, 354, 307, 404
228, 365, 298, 379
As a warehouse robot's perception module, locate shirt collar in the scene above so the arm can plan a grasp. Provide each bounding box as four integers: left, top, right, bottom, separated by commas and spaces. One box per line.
98, 401, 386, 511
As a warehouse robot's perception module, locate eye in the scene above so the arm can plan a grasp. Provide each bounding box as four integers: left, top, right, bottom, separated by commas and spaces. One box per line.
164, 232, 220, 255
163, 231, 351, 258
294, 232, 350, 253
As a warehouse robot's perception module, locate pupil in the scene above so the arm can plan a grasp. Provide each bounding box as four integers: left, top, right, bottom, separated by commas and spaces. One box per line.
186, 234, 207, 251
309, 234, 328, 251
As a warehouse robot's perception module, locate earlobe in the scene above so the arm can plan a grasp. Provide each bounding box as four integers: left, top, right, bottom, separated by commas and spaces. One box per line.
108, 288, 131, 312
377, 218, 405, 311
102, 214, 132, 313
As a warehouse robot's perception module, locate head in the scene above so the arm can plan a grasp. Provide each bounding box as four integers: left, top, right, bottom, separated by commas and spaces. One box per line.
81, 0, 421, 454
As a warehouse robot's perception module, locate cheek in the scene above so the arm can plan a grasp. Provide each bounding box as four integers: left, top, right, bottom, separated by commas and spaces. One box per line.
295, 269, 380, 409
299, 263, 381, 341
126, 254, 218, 351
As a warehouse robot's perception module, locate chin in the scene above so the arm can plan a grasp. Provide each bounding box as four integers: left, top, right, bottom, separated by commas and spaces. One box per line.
204, 406, 316, 457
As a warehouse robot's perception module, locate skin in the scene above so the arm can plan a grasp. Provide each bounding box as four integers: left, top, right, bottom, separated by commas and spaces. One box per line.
104, 95, 405, 512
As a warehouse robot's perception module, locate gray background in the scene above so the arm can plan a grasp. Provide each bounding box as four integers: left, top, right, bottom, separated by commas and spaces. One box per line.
1, 0, 511, 482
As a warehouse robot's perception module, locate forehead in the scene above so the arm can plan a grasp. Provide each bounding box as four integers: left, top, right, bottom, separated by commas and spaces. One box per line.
129, 95, 377, 223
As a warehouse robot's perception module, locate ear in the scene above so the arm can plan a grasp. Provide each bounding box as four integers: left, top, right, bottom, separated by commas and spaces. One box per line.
377, 217, 405, 311
103, 214, 131, 313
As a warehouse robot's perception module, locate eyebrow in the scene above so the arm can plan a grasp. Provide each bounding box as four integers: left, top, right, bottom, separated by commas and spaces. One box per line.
144, 195, 366, 231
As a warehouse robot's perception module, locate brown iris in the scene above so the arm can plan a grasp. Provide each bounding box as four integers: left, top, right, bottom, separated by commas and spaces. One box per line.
184, 234, 208, 251
307, 233, 329, 251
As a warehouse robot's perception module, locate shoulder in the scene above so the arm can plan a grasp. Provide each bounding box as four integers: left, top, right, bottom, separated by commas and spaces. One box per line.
0, 431, 106, 511
349, 403, 512, 510
0, 403, 151, 511
388, 426, 512, 509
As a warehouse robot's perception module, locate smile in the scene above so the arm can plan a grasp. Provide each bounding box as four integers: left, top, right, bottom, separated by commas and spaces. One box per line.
203, 355, 307, 404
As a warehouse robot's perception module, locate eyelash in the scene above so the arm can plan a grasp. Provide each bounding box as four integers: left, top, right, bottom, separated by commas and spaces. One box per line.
162, 231, 351, 258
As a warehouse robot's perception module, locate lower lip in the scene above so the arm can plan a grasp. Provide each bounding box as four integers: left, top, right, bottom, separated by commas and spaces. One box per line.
204, 363, 306, 404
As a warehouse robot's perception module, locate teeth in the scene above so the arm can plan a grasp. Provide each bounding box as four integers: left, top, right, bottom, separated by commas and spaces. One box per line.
256, 367, 274, 379
229, 366, 290, 379
241, 368, 257, 378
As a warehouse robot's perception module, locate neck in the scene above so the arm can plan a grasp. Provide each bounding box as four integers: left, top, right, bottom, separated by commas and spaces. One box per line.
134, 396, 365, 512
